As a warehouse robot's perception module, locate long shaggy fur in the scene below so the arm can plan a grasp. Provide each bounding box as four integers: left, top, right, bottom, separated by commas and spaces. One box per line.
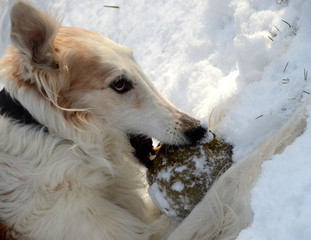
0, 1, 308, 240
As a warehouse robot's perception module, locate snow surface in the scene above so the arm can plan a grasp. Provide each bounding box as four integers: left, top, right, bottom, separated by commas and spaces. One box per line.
171, 181, 184, 192
1, 0, 311, 239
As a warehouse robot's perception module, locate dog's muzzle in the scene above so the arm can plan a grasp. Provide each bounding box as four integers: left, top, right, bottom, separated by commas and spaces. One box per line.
184, 126, 207, 143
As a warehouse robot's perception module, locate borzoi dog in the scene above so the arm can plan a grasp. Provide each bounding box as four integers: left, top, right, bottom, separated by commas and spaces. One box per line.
0, 1, 308, 240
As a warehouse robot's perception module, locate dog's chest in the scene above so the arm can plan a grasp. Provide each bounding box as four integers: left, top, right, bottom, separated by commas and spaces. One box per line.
0, 116, 145, 222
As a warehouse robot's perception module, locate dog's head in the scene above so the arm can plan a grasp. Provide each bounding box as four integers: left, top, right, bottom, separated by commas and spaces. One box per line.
4, 1, 207, 162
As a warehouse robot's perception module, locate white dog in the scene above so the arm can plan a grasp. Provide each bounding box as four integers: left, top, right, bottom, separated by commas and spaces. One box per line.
0, 1, 307, 240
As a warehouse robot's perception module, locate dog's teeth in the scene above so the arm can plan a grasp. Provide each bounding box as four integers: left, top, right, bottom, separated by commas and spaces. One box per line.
154, 146, 161, 151
149, 155, 156, 161
153, 146, 161, 153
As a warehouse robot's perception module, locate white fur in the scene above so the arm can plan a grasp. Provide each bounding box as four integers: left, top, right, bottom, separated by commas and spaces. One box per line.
0, 1, 308, 240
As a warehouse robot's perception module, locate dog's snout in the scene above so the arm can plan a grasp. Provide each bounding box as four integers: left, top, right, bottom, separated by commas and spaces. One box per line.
178, 114, 207, 144
184, 126, 207, 143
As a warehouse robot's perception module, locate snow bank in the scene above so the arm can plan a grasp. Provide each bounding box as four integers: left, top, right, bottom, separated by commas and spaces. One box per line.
238, 105, 311, 239
1, 0, 311, 239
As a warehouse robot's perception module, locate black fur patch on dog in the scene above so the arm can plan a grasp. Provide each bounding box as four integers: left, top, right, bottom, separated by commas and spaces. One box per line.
0, 89, 44, 130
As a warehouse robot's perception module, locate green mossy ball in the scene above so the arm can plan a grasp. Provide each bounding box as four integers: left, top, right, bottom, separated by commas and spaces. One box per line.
147, 132, 233, 221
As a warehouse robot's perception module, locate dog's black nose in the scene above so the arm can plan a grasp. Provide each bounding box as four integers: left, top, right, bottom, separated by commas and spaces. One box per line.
184, 126, 207, 144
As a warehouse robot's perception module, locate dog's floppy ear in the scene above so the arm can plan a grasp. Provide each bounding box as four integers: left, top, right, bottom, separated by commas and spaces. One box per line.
10, 1, 60, 69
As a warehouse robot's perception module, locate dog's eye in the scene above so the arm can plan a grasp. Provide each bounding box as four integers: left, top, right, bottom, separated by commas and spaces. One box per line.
110, 76, 133, 94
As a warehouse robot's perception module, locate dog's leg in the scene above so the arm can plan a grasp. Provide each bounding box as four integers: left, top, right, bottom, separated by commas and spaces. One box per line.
167, 99, 309, 240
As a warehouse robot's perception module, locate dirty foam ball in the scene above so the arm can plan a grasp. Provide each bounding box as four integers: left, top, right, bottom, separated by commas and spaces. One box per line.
147, 132, 233, 221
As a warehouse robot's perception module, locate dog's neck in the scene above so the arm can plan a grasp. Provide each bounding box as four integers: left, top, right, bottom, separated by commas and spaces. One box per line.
0, 88, 45, 130
0, 88, 152, 168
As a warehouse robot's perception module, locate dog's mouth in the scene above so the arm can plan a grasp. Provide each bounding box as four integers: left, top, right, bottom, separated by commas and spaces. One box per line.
128, 125, 207, 169
129, 134, 159, 169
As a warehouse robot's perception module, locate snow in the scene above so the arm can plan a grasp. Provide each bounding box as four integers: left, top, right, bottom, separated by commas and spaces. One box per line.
148, 182, 179, 219
191, 148, 207, 170
156, 166, 172, 181
238, 112, 311, 239
1, 0, 311, 239
171, 181, 184, 192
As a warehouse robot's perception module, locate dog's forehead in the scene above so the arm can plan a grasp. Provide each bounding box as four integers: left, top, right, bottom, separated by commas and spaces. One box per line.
56, 27, 134, 67
54, 27, 148, 89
